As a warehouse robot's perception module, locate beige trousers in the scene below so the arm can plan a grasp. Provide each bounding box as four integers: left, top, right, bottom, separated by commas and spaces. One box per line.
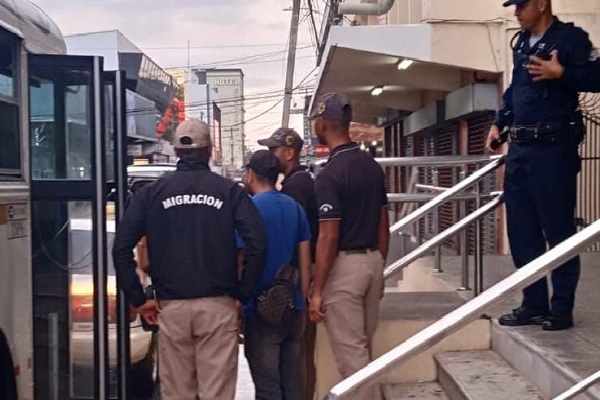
158, 296, 239, 400
323, 250, 384, 400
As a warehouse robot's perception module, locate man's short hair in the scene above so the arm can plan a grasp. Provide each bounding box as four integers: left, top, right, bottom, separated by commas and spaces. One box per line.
245, 150, 281, 185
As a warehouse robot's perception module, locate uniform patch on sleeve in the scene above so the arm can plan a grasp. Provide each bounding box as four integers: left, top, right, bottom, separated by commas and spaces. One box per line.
319, 204, 334, 213
589, 48, 599, 62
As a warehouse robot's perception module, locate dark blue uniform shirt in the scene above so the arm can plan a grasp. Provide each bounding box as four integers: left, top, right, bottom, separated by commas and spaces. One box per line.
494, 17, 600, 128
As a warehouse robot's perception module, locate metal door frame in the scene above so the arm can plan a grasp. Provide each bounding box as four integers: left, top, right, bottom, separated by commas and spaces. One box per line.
29, 54, 110, 400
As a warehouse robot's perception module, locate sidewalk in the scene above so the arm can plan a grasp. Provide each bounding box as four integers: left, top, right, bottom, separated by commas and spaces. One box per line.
235, 345, 255, 400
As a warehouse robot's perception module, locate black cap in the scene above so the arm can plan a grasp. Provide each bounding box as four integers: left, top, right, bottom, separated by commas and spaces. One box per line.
245, 150, 282, 184
503, 0, 529, 6
257, 127, 304, 151
309, 92, 353, 125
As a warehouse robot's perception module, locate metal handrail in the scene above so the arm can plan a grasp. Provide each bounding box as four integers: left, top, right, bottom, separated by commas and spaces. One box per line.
388, 156, 505, 236
324, 218, 600, 400
415, 183, 449, 193
376, 155, 501, 168
552, 370, 600, 400
384, 193, 504, 280
387, 192, 497, 203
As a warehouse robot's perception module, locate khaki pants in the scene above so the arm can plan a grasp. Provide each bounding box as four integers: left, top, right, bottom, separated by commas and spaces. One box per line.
158, 297, 239, 400
323, 250, 384, 400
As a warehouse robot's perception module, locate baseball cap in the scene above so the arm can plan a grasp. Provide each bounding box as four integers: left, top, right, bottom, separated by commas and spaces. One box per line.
173, 120, 211, 149
309, 92, 353, 125
257, 127, 304, 152
245, 149, 282, 183
502, 0, 529, 6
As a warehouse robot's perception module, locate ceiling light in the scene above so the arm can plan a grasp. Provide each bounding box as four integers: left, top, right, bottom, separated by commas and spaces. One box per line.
397, 59, 414, 70
371, 86, 384, 96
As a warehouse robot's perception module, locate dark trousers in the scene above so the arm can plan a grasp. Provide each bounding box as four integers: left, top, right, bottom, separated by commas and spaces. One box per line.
300, 316, 316, 400
504, 142, 581, 315
244, 311, 304, 400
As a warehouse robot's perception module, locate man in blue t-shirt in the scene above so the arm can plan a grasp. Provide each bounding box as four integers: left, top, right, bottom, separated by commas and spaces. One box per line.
238, 150, 311, 400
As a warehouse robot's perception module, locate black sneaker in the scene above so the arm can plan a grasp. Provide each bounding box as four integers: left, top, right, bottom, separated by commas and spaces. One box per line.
498, 307, 547, 327
542, 315, 573, 331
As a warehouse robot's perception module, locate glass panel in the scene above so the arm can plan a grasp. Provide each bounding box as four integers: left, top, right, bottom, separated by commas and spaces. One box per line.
0, 101, 20, 170
31, 80, 57, 179
30, 68, 93, 181
32, 200, 96, 400
66, 84, 92, 180
104, 83, 115, 182
0, 29, 19, 172
0, 32, 15, 97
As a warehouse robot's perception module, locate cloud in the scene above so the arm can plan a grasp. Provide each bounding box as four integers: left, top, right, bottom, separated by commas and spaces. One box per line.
33, 0, 320, 151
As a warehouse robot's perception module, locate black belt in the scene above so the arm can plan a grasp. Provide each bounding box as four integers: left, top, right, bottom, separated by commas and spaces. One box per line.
509, 120, 579, 144
341, 247, 378, 255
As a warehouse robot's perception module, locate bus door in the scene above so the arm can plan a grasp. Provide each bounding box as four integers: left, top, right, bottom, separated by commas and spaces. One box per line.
28, 54, 115, 400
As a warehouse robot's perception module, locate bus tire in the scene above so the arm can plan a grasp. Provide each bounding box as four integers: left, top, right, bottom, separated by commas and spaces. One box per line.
0, 327, 18, 400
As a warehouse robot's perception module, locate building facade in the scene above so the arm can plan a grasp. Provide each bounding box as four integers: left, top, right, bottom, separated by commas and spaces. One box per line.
65, 30, 180, 163
193, 69, 245, 174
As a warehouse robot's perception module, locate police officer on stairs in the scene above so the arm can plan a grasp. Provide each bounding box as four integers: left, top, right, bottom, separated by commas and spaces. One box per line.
486, 0, 600, 331
113, 120, 267, 399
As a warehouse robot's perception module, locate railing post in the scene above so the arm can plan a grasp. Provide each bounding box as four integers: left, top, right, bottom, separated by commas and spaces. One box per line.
433, 168, 442, 272
474, 176, 484, 295
458, 170, 471, 291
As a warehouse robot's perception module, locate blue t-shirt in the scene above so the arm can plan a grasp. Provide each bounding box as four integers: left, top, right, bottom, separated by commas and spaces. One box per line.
237, 190, 311, 316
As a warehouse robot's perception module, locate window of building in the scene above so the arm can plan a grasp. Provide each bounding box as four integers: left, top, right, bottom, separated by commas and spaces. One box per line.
0, 29, 20, 176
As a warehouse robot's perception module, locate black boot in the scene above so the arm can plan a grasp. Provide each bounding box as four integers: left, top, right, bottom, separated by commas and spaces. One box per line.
542, 314, 573, 331
498, 307, 547, 327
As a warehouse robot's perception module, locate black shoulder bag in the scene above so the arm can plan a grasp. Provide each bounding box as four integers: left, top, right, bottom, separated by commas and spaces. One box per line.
254, 205, 302, 328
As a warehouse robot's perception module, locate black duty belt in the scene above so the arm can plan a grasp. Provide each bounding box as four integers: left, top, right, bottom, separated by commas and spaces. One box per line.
509, 120, 577, 144
341, 247, 378, 255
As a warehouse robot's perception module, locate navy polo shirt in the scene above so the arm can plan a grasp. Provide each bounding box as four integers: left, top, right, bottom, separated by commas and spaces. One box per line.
237, 190, 311, 316
281, 165, 319, 261
314, 143, 388, 251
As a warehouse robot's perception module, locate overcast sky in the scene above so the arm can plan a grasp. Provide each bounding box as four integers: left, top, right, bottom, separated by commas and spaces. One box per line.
33, 0, 322, 150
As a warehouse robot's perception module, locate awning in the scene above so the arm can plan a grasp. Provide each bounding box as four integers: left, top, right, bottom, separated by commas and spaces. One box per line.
311, 23, 502, 124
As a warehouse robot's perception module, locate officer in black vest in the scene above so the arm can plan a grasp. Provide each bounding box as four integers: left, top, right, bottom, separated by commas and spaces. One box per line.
486, 0, 600, 331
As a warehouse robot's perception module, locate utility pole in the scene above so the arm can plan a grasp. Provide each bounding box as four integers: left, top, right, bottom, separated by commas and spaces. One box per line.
281, 0, 301, 128
230, 127, 234, 166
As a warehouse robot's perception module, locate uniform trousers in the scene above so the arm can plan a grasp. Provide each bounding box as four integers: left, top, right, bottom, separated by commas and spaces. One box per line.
322, 250, 384, 400
504, 141, 581, 316
158, 296, 239, 400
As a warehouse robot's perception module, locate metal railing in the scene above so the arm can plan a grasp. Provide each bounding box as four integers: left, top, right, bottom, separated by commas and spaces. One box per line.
378, 155, 505, 292
552, 370, 600, 400
383, 193, 504, 286
385, 155, 504, 237
323, 218, 600, 400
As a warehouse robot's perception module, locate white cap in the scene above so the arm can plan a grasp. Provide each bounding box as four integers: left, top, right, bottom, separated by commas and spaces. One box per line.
173, 120, 211, 149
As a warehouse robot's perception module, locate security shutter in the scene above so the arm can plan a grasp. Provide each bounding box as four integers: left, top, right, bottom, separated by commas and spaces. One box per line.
435, 125, 458, 250
578, 114, 600, 251
467, 113, 497, 255
384, 123, 403, 221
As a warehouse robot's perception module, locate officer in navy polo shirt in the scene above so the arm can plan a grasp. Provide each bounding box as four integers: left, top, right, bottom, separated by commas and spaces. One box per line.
308, 93, 389, 400
258, 127, 319, 400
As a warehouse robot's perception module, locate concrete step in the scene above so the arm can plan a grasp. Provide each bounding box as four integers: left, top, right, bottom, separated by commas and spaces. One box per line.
383, 381, 449, 400
315, 292, 491, 399
435, 350, 544, 400
492, 321, 600, 400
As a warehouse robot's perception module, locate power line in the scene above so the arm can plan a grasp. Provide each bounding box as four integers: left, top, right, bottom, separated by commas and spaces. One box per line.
142, 42, 313, 50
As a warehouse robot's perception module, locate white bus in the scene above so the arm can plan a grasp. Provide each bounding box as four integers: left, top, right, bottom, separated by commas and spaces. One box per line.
0, 2, 66, 399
